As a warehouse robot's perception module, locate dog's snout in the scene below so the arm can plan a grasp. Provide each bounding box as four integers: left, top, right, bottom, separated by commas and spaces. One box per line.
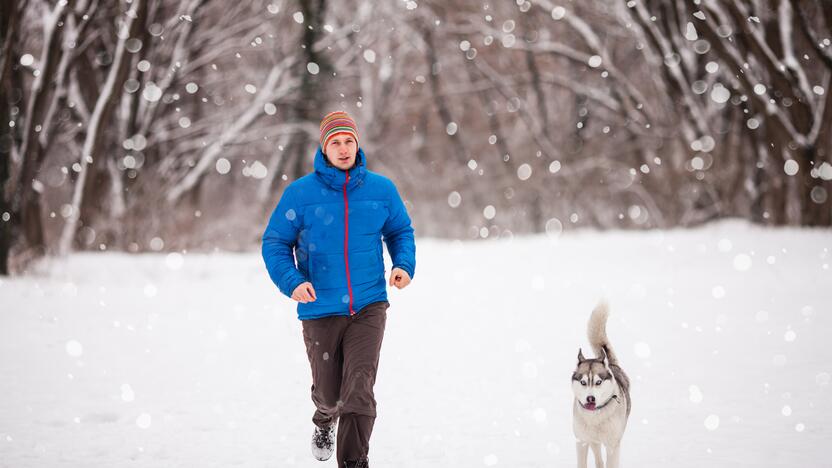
587, 395, 595, 404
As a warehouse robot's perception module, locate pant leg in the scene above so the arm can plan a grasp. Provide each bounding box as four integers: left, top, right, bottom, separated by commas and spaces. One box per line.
337, 414, 374, 467
336, 301, 388, 465
301, 315, 348, 428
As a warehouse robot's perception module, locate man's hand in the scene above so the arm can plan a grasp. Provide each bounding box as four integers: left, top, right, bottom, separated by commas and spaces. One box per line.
291, 282, 317, 303
389, 268, 411, 289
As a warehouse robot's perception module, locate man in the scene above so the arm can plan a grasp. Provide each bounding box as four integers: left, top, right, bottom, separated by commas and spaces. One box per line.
262, 111, 416, 468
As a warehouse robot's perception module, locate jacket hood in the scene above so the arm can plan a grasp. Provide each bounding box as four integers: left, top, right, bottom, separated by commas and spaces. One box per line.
314, 146, 367, 191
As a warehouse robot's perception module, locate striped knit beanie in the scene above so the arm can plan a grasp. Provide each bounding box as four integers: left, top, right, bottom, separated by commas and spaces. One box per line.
320, 111, 359, 152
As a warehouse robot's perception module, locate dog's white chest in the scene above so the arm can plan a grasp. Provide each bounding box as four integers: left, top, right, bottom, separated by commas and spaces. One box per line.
572, 400, 628, 446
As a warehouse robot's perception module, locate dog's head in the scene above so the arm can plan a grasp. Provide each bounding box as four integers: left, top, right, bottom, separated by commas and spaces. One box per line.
571, 348, 617, 411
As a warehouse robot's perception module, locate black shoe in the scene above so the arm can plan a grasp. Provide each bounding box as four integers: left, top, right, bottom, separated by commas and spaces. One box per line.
311, 423, 336, 461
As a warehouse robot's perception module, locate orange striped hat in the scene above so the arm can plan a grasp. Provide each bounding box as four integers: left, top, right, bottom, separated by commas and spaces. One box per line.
320, 111, 359, 152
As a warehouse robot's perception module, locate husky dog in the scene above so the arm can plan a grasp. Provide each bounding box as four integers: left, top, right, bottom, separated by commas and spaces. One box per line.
572, 303, 631, 468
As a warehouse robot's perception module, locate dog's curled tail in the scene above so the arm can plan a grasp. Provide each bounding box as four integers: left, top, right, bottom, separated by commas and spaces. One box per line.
587, 301, 619, 366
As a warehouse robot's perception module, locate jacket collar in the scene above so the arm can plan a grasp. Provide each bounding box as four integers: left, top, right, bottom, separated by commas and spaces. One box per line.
314, 146, 367, 191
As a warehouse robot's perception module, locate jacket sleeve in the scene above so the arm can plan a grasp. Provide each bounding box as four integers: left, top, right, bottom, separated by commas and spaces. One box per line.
261, 186, 307, 297
381, 180, 416, 279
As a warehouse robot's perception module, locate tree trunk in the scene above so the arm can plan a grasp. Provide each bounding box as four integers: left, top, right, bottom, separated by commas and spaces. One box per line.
0, 0, 22, 275
58, 0, 147, 255
12, 1, 72, 264
276, 0, 331, 187
799, 144, 832, 226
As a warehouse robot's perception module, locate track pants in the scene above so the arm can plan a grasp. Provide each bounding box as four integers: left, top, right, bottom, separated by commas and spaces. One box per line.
301, 301, 388, 467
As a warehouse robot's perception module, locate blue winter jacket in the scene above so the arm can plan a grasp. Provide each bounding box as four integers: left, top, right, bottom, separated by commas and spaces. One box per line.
262, 147, 416, 320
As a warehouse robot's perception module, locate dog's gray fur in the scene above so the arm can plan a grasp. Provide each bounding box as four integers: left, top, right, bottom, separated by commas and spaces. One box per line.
571, 302, 631, 468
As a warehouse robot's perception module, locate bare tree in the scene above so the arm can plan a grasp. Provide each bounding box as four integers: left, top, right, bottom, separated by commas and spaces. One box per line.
3, 0, 830, 275
58, 0, 149, 255
0, 0, 25, 274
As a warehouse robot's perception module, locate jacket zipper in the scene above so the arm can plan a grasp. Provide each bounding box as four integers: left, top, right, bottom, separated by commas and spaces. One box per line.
343, 170, 355, 315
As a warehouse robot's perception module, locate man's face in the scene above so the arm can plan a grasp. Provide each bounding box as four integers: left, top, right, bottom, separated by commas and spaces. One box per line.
324, 134, 358, 171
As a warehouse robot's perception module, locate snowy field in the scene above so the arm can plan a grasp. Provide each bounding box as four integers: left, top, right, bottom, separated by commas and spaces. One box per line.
1, 220, 830, 468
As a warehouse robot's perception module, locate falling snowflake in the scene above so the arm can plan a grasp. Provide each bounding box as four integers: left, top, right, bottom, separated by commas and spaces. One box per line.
66, 340, 83, 357
733, 254, 752, 271
704, 414, 719, 431
548, 161, 561, 174
483, 205, 496, 220
689, 385, 703, 403
165, 253, 184, 270
121, 384, 135, 402
545, 218, 563, 239
142, 83, 162, 102
136, 413, 152, 429
717, 239, 732, 252
634, 342, 651, 359
448, 191, 462, 208
710, 84, 730, 104
149, 237, 164, 251
216, 158, 231, 174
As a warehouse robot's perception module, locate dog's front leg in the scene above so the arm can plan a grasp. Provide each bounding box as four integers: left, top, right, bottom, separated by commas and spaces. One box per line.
590, 443, 604, 468
576, 441, 589, 468
605, 443, 620, 468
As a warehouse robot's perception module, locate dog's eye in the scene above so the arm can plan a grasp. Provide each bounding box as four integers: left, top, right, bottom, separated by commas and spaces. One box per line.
580, 380, 587, 386
595, 380, 602, 386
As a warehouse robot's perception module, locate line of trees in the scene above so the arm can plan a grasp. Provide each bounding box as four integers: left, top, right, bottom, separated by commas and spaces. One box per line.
1, 0, 830, 274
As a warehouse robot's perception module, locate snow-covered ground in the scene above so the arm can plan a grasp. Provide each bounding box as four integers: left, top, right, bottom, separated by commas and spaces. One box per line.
1, 221, 830, 467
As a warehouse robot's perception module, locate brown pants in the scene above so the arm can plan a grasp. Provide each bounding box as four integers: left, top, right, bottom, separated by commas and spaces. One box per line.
301, 301, 389, 467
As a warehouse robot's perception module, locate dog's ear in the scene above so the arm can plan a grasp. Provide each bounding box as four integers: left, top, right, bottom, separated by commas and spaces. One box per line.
577, 348, 585, 363
600, 347, 609, 366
